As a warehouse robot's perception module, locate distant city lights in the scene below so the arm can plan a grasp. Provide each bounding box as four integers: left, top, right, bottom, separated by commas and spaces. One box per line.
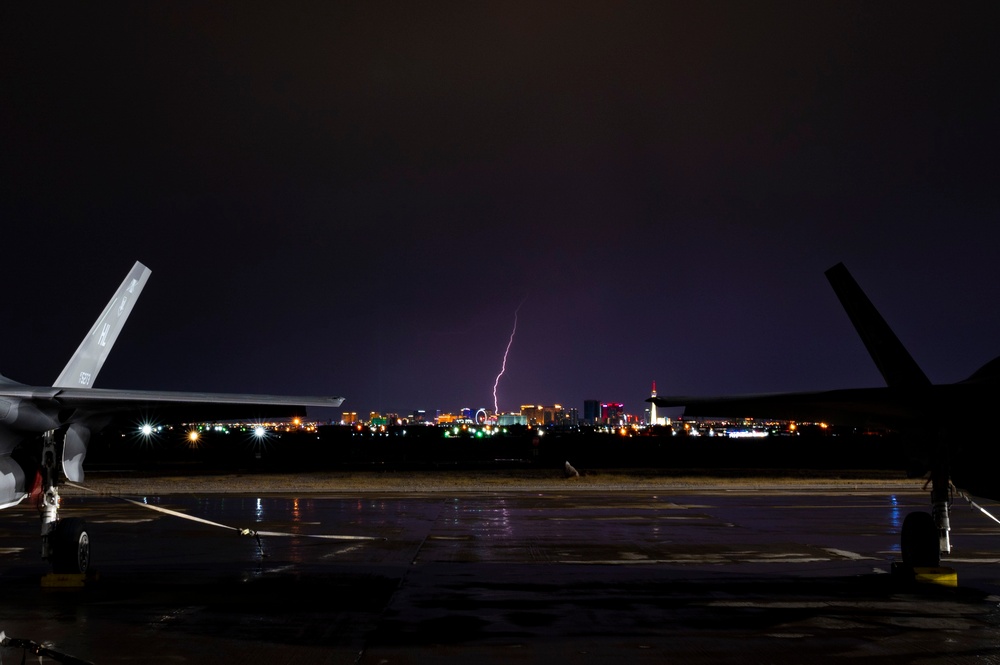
119, 386, 835, 449
727, 430, 769, 439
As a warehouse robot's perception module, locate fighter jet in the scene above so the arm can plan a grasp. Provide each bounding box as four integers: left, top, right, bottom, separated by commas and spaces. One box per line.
0, 262, 343, 573
650, 263, 1000, 568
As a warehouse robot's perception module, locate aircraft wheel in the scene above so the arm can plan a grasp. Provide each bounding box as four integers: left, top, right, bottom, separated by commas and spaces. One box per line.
51, 518, 90, 574
901, 511, 939, 567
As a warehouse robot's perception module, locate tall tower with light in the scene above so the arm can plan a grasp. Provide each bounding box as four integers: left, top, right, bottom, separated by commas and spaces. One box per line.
649, 380, 657, 426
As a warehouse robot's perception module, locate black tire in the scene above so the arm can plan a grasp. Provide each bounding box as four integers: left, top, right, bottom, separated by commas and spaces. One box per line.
51, 517, 90, 574
901, 511, 939, 567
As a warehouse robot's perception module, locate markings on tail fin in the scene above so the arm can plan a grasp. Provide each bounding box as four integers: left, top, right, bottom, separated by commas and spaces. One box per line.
54, 262, 152, 388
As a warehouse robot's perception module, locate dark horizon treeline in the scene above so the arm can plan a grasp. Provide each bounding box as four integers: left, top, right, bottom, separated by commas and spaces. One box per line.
83, 424, 913, 476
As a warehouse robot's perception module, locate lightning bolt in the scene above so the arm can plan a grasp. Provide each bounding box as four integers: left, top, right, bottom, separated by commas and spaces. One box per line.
493, 297, 527, 414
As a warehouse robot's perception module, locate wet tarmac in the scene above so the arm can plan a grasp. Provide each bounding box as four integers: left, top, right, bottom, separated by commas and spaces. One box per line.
1, 480, 1000, 663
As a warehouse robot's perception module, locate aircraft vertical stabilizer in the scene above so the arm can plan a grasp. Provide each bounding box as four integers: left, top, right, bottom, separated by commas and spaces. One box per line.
824, 263, 930, 388
53, 261, 151, 388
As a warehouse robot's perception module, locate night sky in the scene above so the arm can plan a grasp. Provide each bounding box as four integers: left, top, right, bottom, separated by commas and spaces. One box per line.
2, 3, 999, 421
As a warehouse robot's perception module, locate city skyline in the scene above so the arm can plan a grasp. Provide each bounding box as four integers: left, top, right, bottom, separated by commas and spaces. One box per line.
340, 397, 644, 428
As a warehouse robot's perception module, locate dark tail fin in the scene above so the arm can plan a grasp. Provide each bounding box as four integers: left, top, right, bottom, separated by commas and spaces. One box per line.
825, 263, 930, 388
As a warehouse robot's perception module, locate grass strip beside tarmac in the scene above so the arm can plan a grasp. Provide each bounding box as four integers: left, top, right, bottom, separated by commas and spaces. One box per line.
70, 469, 925, 496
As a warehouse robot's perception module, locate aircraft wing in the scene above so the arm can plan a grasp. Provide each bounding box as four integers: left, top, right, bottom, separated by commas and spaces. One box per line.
652, 381, 996, 427
49, 387, 343, 408
650, 386, 921, 426
47, 386, 344, 420
0, 382, 343, 425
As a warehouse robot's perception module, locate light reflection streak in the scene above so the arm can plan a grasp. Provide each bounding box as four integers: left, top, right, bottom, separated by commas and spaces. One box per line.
888, 494, 901, 552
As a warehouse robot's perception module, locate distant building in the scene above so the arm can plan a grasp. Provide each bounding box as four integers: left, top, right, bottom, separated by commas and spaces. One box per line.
497, 413, 528, 426
521, 404, 563, 426
648, 380, 669, 426
559, 407, 579, 428
521, 404, 542, 425
342, 412, 358, 425
583, 400, 601, 426
602, 402, 624, 426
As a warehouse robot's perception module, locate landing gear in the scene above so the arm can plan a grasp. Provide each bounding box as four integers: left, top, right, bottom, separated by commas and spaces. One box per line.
930, 468, 952, 557
901, 511, 940, 567
50, 517, 90, 574
38, 429, 92, 575
899, 465, 951, 569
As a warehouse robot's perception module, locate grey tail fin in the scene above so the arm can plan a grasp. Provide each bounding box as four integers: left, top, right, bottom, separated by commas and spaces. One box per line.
824, 263, 930, 388
53, 261, 152, 388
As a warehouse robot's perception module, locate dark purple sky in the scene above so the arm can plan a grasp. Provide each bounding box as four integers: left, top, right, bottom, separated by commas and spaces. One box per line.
2, 2, 998, 421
